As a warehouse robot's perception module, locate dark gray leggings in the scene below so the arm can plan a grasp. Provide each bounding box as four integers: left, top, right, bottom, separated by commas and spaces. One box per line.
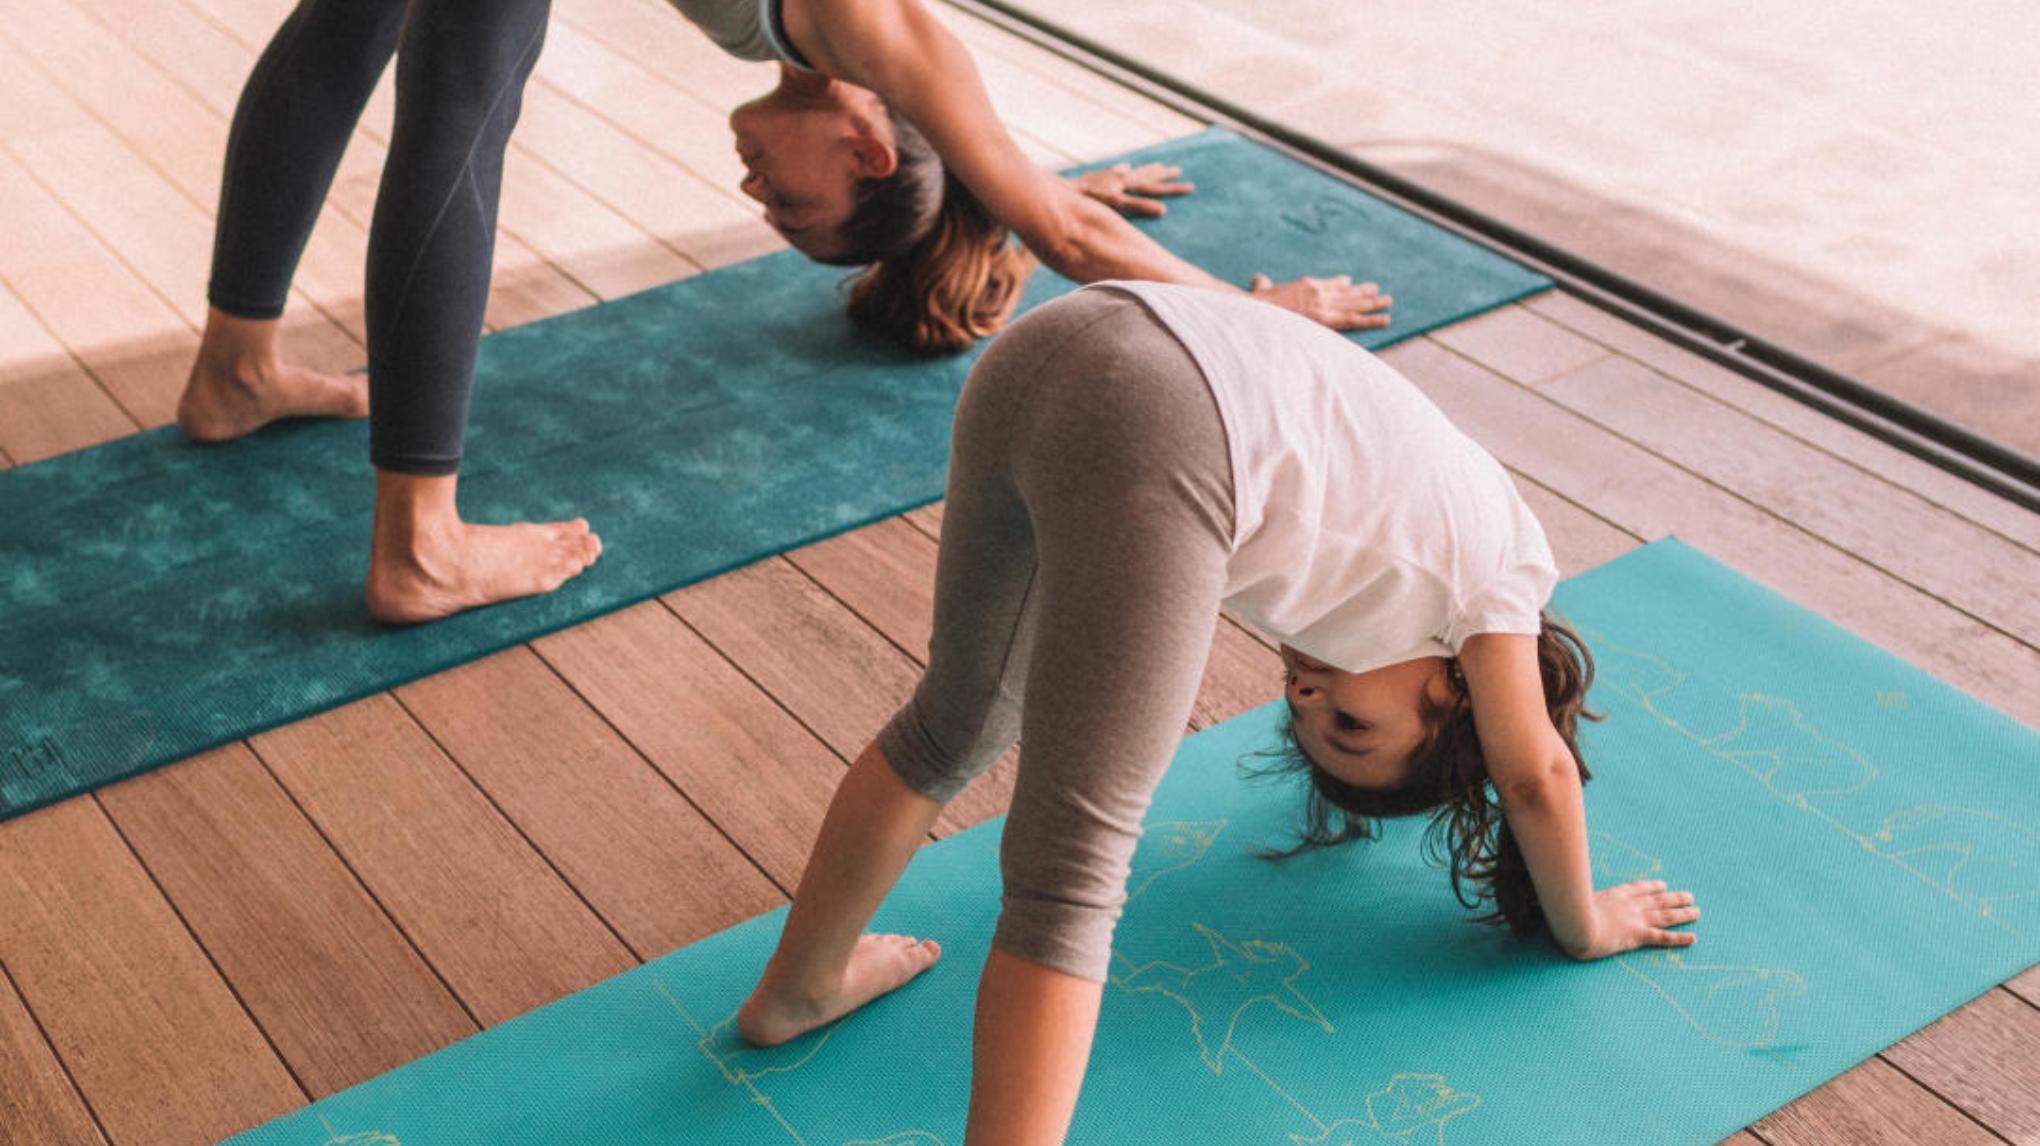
207, 0, 551, 476
878, 289, 1237, 983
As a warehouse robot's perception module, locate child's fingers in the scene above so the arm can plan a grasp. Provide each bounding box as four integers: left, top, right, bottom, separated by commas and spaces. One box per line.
1650, 929, 1698, 947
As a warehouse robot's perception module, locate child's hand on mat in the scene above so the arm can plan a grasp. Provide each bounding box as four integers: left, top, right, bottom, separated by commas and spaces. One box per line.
1068, 162, 1196, 217
1249, 273, 1393, 330
1563, 880, 1700, 960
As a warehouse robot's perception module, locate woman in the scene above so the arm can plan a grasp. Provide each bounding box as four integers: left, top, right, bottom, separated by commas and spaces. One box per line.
733, 283, 1700, 1144
176, 0, 1389, 625
702, 0, 1392, 350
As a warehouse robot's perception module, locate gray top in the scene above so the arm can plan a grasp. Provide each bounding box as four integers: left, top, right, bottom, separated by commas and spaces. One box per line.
669, 0, 816, 71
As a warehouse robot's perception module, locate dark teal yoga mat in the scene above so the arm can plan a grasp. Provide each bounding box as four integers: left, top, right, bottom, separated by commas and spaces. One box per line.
221, 540, 2040, 1145
0, 127, 1549, 821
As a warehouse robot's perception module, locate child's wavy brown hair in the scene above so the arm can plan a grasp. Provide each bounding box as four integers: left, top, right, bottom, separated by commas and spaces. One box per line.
815, 110, 1034, 354
1253, 613, 1600, 935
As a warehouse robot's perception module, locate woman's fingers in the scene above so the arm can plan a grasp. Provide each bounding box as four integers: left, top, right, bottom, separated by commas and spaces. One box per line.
1649, 928, 1699, 947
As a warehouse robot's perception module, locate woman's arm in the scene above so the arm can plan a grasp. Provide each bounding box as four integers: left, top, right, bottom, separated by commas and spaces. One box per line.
789, 0, 1391, 330
1457, 633, 1700, 959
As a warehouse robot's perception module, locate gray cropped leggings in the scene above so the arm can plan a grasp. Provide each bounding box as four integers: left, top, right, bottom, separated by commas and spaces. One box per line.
877, 289, 1236, 983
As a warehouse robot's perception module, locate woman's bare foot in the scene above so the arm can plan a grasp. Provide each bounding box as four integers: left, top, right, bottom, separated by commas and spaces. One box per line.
736, 932, 942, 1047
179, 308, 367, 442
364, 517, 603, 625
365, 467, 600, 624
178, 357, 369, 443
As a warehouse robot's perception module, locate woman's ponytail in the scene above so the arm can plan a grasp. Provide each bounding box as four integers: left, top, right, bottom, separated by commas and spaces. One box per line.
844, 171, 1034, 354
822, 109, 1034, 355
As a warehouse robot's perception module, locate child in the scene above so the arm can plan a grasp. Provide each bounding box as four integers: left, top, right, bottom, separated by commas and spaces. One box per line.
734, 283, 1700, 1143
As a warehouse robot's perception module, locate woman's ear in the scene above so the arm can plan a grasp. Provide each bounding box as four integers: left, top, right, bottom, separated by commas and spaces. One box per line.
846, 126, 897, 179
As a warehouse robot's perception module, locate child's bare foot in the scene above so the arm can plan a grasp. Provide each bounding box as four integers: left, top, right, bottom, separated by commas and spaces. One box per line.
736, 932, 942, 1047
178, 357, 369, 443
364, 518, 603, 625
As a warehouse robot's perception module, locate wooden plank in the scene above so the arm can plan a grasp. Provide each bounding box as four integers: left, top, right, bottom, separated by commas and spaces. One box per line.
1381, 336, 2040, 728
0, 961, 107, 1146
1881, 987, 2040, 1144
395, 647, 784, 958
0, 150, 176, 431
1751, 1055, 1999, 1145
531, 601, 840, 890
921, 7, 1162, 162
553, 0, 777, 113
666, 558, 924, 759
931, 1, 1205, 141
1514, 476, 1645, 576
530, 22, 754, 202
0, 797, 304, 1146
2010, 965, 2040, 1008
511, 82, 781, 273
0, 283, 136, 463
1538, 352, 2040, 644
251, 696, 636, 1027
781, 518, 1022, 837
1429, 302, 1612, 386
905, 501, 946, 538
496, 147, 699, 302
1525, 290, 2040, 552
94, 745, 476, 1099
784, 517, 943, 663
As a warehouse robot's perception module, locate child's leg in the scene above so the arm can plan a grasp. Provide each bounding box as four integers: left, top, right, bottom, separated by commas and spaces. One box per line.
736, 739, 946, 1046
966, 290, 1235, 1142
736, 298, 1074, 1045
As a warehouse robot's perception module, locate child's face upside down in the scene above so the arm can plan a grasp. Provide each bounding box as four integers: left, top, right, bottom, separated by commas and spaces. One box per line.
1279, 647, 1461, 791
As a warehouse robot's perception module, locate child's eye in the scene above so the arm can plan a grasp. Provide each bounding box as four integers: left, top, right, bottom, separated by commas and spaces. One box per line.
1334, 711, 1368, 733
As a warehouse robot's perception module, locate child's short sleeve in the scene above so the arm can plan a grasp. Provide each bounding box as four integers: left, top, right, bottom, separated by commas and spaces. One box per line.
1442, 557, 1558, 652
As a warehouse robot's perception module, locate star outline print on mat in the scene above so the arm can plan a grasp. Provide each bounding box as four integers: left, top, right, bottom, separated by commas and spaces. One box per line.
1290, 1074, 1483, 1146
1111, 923, 1334, 1073
316, 1116, 399, 1145
1588, 631, 2040, 931
1593, 827, 1806, 1053
1124, 818, 1228, 902
1108, 821, 1485, 1142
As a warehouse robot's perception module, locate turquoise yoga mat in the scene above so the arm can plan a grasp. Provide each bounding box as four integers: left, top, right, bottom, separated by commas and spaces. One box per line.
0, 127, 1549, 822
224, 540, 2040, 1146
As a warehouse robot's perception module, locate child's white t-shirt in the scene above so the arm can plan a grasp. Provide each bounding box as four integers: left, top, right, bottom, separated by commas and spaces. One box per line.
1096, 281, 1558, 674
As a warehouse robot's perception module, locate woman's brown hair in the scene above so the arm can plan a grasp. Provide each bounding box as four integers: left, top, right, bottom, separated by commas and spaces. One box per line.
1253, 613, 1600, 936
817, 109, 1035, 354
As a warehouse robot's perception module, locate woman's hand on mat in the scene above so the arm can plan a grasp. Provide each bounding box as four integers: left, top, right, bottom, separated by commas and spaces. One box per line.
1067, 162, 1196, 218
1564, 880, 1700, 960
1249, 273, 1393, 330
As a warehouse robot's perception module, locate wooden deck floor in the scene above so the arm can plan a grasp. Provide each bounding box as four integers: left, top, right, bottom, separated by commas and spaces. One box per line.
1, 0, 2036, 1143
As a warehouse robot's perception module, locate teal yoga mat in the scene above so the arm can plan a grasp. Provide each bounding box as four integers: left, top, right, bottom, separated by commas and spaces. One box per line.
223, 539, 2040, 1146
0, 127, 1549, 822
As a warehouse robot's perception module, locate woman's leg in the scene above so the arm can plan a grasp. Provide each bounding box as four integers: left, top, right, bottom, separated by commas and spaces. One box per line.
357, 0, 602, 623
179, 0, 405, 441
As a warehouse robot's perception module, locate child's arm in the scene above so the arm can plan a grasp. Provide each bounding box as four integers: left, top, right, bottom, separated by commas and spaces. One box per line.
1457, 633, 1700, 958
